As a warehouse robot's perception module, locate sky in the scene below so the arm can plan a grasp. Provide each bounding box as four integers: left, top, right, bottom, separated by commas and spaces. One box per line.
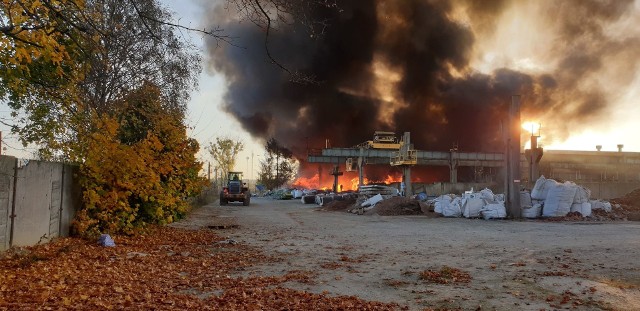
1, 0, 639, 176
156, 0, 265, 179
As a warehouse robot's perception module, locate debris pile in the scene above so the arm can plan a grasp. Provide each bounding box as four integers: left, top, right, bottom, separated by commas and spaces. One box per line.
361, 197, 422, 216
322, 197, 357, 211
307, 184, 413, 215
609, 188, 640, 221
348, 186, 403, 215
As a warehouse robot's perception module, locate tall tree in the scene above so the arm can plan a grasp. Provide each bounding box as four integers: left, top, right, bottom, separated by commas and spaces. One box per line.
208, 137, 244, 181
257, 138, 297, 190
1, 0, 201, 160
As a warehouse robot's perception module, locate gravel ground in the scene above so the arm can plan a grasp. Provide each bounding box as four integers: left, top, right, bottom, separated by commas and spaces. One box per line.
190, 197, 640, 310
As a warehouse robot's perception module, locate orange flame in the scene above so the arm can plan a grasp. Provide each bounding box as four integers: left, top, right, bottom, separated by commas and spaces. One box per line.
384, 174, 401, 184
293, 173, 409, 192
292, 174, 320, 189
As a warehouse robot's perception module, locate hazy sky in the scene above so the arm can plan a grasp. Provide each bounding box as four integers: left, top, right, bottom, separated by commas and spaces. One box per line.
157, 0, 265, 178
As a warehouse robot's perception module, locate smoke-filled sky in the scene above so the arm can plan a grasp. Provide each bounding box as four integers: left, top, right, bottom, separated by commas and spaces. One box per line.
201, 0, 640, 160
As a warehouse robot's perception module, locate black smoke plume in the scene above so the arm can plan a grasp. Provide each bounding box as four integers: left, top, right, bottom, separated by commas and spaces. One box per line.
205, 0, 638, 160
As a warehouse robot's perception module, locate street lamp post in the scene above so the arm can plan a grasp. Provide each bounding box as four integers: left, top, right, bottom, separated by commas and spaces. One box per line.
245, 156, 251, 191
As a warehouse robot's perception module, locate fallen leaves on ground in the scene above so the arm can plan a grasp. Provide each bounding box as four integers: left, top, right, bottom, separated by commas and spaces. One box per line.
545, 290, 590, 309
0, 226, 400, 310
419, 266, 472, 284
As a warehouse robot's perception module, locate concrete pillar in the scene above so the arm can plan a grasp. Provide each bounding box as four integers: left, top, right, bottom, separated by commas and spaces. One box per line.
358, 148, 364, 187
507, 95, 522, 218
403, 166, 412, 197
331, 165, 343, 193
448, 151, 458, 183
449, 166, 458, 183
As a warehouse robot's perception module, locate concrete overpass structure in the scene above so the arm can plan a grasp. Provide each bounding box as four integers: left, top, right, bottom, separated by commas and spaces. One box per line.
307, 147, 505, 185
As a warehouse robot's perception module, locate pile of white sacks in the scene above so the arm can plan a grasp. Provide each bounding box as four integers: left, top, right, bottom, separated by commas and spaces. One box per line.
432, 175, 612, 219
522, 175, 611, 218
434, 188, 507, 220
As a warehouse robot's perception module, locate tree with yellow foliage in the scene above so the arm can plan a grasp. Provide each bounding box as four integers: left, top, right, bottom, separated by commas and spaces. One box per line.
1, 1, 206, 236
74, 83, 206, 237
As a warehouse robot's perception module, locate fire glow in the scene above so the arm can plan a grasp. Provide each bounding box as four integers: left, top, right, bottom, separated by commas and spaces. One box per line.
521, 122, 540, 135
292, 173, 403, 191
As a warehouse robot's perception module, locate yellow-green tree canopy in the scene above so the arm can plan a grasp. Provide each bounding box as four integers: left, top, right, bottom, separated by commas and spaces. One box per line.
208, 137, 244, 181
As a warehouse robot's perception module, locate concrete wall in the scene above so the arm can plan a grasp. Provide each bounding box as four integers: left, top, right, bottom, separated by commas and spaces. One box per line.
0, 156, 16, 251
578, 182, 640, 200
0, 156, 81, 251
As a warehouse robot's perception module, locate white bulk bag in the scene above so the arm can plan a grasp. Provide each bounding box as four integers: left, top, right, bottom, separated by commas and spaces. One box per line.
463, 197, 484, 218
543, 183, 577, 217
590, 200, 612, 212
522, 203, 542, 218
481, 202, 507, 220
573, 186, 591, 204
570, 202, 592, 217
531, 176, 560, 200
520, 191, 533, 208
479, 188, 495, 201
442, 197, 462, 217
434, 195, 453, 214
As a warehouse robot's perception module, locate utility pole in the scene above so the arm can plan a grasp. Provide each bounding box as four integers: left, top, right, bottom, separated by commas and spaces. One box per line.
214, 167, 218, 191
207, 162, 211, 181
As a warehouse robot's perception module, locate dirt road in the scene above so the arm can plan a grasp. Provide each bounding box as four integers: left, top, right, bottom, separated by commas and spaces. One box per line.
187, 197, 640, 310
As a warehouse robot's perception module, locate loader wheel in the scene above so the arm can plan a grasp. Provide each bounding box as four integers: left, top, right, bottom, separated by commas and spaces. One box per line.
220, 193, 227, 206
243, 196, 250, 206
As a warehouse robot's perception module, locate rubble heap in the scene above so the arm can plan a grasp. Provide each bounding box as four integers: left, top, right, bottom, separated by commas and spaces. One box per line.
609, 188, 640, 221
362, 197, 422, 216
